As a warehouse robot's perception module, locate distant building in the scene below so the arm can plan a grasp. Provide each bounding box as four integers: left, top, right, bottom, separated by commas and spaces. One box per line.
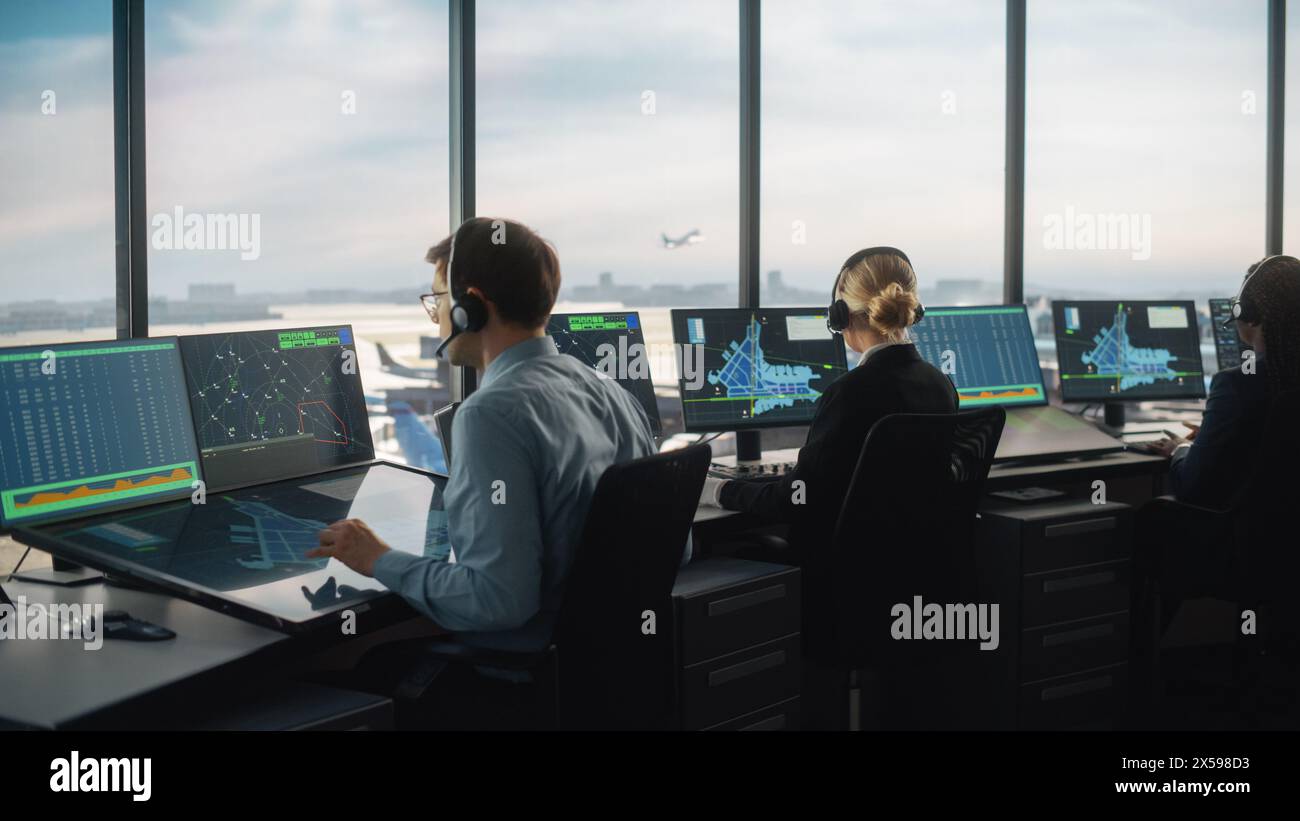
188, 283, 237, 302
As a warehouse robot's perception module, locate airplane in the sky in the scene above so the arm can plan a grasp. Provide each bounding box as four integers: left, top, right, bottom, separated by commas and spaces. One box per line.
375, 342, 441, 382
661, 229, 703, 249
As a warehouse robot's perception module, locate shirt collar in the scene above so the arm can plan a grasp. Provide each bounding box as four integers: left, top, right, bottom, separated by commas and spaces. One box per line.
856, 339, 911, 367
481, 334, 558, 389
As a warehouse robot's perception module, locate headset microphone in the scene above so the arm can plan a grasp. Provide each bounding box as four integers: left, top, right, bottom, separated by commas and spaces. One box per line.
433, 325, 459, 360
826, 246, 925, 334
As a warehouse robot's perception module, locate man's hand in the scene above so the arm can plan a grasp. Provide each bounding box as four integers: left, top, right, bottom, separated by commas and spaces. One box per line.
306, 519, 391, 577
1144, 435, 1187, 458
1184, 422, 1201, 442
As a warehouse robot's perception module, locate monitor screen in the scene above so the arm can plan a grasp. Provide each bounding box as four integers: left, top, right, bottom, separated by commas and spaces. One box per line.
0, 337, 202, 529
179, 326, 375, 491
670, 308, 849, 432
1052, 300, 1206, 402
17, 462, 448, 633
546, 311, 661, 434
1209, 298, 1251, 373
908, 305, 1048, 407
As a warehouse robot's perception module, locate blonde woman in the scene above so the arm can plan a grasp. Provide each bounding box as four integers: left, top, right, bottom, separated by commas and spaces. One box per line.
700, 247, 958, 553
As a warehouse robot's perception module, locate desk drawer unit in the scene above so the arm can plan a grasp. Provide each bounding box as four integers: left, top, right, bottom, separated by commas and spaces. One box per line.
681, 634, 801, 730
977, 499, 1135, 729
1019, 611, 1130, 683
672, 558, 802, 730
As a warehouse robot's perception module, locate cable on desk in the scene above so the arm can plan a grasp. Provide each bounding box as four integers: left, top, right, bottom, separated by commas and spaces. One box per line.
6, 545, 32, 582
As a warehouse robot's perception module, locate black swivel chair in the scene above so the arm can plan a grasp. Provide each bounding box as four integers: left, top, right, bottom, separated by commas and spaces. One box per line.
803, 407, 1005, 730
1132, 390, 1300, 727
383, 443, 711, 730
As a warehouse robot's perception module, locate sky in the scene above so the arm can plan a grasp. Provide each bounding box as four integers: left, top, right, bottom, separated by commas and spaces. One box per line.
0, 0, 1293, 307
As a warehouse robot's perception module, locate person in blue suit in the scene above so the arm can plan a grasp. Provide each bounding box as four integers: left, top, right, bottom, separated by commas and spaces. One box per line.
1147, 255, 1300, 506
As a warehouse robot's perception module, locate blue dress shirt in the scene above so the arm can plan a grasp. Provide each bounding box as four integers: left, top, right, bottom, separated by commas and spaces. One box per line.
373, 334, 678, 649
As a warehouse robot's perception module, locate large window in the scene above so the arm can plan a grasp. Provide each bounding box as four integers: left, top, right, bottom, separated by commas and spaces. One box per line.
477, 0, 740, 441
1285, 2, 1300, 255
145, 0, 449, 467
761, 0, 1005, 309
1026, 0, 1266, 383
0, 0, 115, 347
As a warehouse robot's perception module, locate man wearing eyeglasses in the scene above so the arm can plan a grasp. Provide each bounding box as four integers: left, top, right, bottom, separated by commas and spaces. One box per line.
308, 217, 673, 652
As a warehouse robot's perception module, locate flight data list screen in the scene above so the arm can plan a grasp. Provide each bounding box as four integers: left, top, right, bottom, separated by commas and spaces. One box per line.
909, 306, 1048, 407
0, 338, 201, 527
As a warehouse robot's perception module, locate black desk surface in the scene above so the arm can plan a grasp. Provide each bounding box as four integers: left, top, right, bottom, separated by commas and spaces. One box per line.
0, 577, 288, 729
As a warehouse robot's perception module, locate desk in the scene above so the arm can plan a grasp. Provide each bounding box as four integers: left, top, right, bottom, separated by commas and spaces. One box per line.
0, 577, 288, 729
0, 573, 434, 729
692, 449, 1168, 549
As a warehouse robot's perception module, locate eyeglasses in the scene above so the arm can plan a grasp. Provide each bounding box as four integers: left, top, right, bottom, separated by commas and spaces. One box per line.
419, 291, 448, 322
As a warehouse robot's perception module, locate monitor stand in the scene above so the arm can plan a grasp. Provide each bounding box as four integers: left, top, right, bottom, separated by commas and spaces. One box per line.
735, 429, 763, 466
1097, 401, 1128, 436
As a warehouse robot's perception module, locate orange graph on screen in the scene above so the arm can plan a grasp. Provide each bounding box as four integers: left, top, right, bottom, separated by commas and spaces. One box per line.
958, 387, 1042, 401
13, 467, 193, 509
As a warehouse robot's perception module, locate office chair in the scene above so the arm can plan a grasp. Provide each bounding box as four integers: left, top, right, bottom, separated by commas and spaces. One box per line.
803, 407, 1005, 730
381, 443, 711, 730
1132, 390, 1300, 728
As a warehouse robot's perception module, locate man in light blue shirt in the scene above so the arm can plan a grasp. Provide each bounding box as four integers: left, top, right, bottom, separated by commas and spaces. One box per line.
309, 217, 674, 650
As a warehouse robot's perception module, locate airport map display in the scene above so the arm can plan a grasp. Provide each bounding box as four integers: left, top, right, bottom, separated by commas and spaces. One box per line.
672, 309, 848, 431
1053, 301, 1205, 402
29, 464, 449, 628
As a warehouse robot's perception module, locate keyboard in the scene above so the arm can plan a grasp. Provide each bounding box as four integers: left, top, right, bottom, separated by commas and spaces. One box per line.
708, 461, 796, 480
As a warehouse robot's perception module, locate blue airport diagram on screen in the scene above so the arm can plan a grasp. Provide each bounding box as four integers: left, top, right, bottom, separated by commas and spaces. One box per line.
909, 306, 1047, 407
1052, 301, 1205, 402
672, 308, 848, 431
0, 338, 202, 527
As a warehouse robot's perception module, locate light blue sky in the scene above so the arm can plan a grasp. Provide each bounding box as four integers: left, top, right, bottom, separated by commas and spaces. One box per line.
0, 0, 1294, 306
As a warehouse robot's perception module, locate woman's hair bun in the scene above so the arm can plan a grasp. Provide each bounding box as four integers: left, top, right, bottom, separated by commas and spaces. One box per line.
866, 280, 918, 332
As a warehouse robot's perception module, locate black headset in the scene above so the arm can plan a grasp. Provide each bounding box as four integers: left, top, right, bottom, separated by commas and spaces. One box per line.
1223, 253, 1298, 328
434, 220, 490, 358
826, 246, 925, 334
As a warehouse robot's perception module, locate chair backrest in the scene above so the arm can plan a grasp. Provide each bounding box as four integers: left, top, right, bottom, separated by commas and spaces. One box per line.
820, 407, 1004, 727
552, 443, 711, 729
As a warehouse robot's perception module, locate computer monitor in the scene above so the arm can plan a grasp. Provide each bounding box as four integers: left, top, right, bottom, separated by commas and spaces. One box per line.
179, 325, 375, 491
546, 311, 662, 434
1052, 300, 1205, 425
908, 305, 1048, 408
0, 337, 203, 529
669, 307, 849, 433
17, 462, 447, 633
1210, 298, 1252, 373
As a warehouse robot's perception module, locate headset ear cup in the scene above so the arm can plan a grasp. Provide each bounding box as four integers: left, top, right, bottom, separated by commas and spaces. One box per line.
827, 299, 850, 333
457, 293, 488, 332
913, 303, 925, 325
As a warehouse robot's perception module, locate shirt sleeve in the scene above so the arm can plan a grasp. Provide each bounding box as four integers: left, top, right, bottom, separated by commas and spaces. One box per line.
718, 382, 844, 522
372, 402, 544, 632
1167, 371, 1242, 507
